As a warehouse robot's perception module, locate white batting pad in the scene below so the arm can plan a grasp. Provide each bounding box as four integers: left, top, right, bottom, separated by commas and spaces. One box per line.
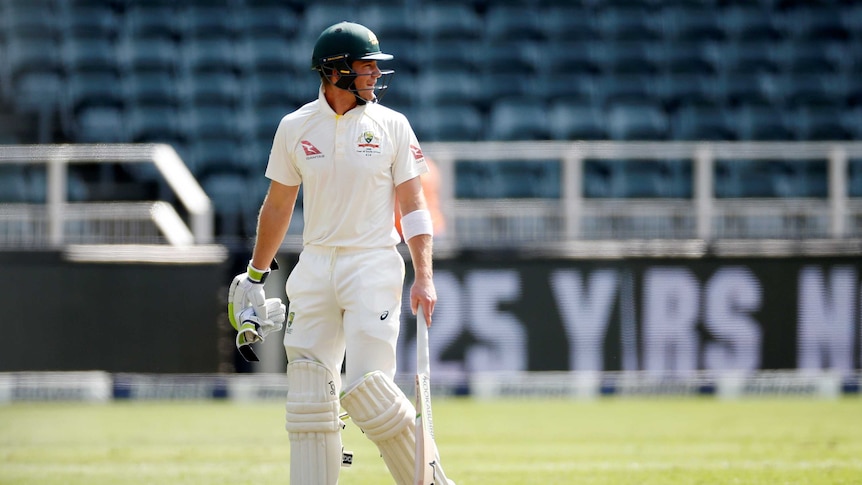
341, 371, 416, 485
284, 360, 343, 485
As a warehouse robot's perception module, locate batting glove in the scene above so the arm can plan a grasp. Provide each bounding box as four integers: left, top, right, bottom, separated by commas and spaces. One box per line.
228, 259, 282, 361
236, 298, 286, 362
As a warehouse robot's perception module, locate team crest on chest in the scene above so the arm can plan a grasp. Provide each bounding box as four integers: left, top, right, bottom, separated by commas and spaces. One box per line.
356, 130, 382, 155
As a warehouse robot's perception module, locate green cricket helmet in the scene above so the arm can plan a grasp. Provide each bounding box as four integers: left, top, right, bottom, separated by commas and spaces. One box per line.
311, 22, 394, 103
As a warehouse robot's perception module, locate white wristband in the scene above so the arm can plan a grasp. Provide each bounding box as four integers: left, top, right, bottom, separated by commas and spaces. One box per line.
401, 209, 433, 241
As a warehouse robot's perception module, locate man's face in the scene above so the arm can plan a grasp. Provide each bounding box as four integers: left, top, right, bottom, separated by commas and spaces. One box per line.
350, 60, 382, 101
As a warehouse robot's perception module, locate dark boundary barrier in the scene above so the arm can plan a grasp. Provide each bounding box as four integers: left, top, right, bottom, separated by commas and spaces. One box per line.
0, 251, 227, 373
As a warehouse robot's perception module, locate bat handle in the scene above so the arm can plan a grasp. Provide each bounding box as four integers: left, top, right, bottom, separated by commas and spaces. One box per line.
416, 304, 430, 375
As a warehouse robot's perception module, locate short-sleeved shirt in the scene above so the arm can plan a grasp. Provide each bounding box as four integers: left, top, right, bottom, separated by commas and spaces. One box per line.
266, 87, 428, 248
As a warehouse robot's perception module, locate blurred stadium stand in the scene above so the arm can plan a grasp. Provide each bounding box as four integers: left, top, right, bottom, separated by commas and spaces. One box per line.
0, 0, 861, 246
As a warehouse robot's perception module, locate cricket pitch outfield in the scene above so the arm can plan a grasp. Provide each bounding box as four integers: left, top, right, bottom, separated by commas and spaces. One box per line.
1, 398, 861, 484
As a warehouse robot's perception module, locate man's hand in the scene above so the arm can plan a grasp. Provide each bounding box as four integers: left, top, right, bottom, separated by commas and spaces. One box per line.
236, 298, 286, 361
228, 261, 277, 330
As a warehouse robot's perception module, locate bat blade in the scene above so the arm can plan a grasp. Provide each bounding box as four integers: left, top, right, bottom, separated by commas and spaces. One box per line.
414, 305, 437, 485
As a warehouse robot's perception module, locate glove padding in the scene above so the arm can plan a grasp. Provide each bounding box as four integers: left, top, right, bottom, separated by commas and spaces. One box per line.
235, 298, 286, 362
228, 271, 268, 331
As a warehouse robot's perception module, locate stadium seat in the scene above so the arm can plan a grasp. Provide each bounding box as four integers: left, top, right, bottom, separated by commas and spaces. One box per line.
2, 1, 61, 40
414, 104, 484, 142
0, 166, 30, 203
768, 73, 843, 108
454, 161, 505, 199
721, 4, 781, 41
481, 40, 540, 76
200, 172, 251, 237
596, 4, 662, 40
543, 42, 602, 76
705, 40, 779, 75
484, 5, 545, 41
548, 101, 607, 141
379, 71, 414, 108
59, 5, 119, 40
179, 71, 241, 108
791, 105, 852, 141
62, 36, 118, 75
654, 41, 716, 75
732, 104, 794, 141
479, 71, 541, 109
418, 4, 483, 40
245, 71, 294, 110
597, 74, 660, 106
497, 161, 561, 199
655, 73, 721, 110
239, 35, 295, 76
849, 159, 862, 197
126, 104, 183, 144
843, 4, 862, 39
179, 5, 238, 39
773, 41, 842, 74
124, 4, 179, 40
10, 70, 64, 115
416, 69, 482, 108
615, 159, 692, 198
74, 105, 125, 143
188, 137, 244, 177
66, 71, 124, 116
538, 72, 600, 105
182, 104, 236, 141
716, 159, 825, 198
417, 39, 482, 72
670, 104, 735, 141
543, 6, 598, 41
123, 70, 180, 108
658, 4, 724, 41
841, 107, 862, 141
605, 102, 669, 141
595, 41, 661, 74
117, 35, 178, 75
353, 4, 419, 41
779, 5, 848, 41
181, 37, 240, 75
300, 4, 357, 41
4, 37, 63, 90
583, 160, 623, 198
487, 97, 550, 141
380, 38, 421, 74
237, 5, 298, 38
714, 72, 771, 107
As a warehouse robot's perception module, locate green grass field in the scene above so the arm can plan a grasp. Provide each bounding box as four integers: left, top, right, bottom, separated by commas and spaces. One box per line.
1, 398, 861, 484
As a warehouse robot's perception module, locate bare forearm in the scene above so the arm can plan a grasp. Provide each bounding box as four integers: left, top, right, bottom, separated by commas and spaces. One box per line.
406, 234, 433, 279
251, 201, 292, 270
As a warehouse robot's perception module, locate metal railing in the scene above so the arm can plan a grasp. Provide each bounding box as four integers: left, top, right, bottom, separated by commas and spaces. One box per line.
0, 144, 213, 247
424, 141, 862, 251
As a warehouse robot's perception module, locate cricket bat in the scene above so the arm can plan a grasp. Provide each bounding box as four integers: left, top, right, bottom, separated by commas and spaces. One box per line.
414, 305, 451, 485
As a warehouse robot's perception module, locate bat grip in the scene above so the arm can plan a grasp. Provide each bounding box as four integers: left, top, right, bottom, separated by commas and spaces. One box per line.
416, 304, 431, 375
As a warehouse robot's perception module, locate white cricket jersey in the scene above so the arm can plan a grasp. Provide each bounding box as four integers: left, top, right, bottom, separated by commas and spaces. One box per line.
266, 87, 428, 248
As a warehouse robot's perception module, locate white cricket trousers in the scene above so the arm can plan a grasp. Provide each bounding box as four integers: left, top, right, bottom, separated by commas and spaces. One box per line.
283, 245, 405, 390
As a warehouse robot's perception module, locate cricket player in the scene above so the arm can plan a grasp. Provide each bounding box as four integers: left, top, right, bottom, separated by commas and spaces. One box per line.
228, 22, 453, 484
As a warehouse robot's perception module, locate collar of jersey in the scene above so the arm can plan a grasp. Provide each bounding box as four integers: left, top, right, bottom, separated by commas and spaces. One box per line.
317, 85, 366, 118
